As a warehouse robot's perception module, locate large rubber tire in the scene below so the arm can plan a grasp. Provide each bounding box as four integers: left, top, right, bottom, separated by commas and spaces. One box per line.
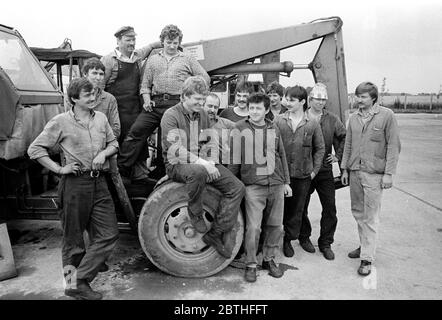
138, 181, 244, 278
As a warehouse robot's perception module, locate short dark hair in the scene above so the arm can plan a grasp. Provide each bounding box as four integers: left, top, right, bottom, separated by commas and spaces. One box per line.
234, 81, 254, 95
247, 92, 270, 111
355, 82, 378, 103
266, 81, 284, 97
67, 78, 94, 105
160, 24, 183, 43
285, 86, 308, 111
82, 57, 105, 75
182, 76, 209, 98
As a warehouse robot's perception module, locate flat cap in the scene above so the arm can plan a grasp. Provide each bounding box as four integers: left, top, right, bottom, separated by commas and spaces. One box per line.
114, 26, 137, 38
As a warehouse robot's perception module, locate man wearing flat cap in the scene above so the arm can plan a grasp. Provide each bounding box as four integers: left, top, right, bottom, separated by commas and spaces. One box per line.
101, 26, 161, 181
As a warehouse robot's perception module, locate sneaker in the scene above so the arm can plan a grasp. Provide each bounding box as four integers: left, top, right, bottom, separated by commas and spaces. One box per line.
202, 231, 231, 258
348, 247, 361, 259
320, 247, 335, 260
283, 239, 294, 257
358, 260, 372, 276
262, 260, 283, 278
189, 214, 208, 233
244, 266, 257, 283
299, 238, 315, 253
65, 280, 103, 300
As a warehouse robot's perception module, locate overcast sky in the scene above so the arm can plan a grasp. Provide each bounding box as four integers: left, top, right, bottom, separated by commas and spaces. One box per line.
2, 0, 441, 94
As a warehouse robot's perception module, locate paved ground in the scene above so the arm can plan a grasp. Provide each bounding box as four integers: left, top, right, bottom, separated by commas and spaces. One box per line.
1, 113, 441, 300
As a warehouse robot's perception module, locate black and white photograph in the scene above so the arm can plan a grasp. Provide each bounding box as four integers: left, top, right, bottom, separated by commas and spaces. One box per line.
0, 0, 441, 307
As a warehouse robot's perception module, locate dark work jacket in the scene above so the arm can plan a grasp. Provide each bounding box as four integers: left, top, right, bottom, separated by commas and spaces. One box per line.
274, 111, 325, 179
309, 109, 346, 173
228, 118, 290, 186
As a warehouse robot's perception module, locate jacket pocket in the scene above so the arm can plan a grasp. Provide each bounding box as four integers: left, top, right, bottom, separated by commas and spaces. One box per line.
370, 126, 384, 142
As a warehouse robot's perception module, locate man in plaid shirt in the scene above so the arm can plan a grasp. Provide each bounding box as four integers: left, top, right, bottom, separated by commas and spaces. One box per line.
117, 25, 210, 180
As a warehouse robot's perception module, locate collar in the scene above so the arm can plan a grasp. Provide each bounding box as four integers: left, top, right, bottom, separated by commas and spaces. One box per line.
245, 117, 274, 128
114, 48, 135, 60
180, 102, 201, 120
69, 107, 95, 122
357, 103, 380, 116
94, 87, 106, 101
158, 50, 185, 59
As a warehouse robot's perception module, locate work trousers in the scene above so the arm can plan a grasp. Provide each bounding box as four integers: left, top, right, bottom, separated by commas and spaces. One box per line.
58, 174, 118, 283
299, 170, 337, 248
167, 163, 245, 233
244, 184, 284, 266
118, 98, 179, 173
350, 170, 383, 262
283, 177, 312, 241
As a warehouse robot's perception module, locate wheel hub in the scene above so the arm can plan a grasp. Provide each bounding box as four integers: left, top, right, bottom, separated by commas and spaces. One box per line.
165, 207, 209, 253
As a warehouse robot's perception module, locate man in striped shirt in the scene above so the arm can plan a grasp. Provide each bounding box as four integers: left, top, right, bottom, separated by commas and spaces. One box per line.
117, 25, 210, 180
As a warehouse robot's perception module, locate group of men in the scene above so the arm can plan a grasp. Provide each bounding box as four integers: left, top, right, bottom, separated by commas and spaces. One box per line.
27, 24, 401, 299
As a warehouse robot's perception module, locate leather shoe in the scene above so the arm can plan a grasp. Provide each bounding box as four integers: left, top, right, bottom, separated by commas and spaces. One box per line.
262, 259, 283, 278
358, 260, 372, 276
65, 279, 103, 300
348, 247, 361, 259
299, 239, 315, 253
283, 240, 294, 257
320, 247, 335, 260
202, 231, 231, 258
189, 214, 208, 233
244, 266, 257, 282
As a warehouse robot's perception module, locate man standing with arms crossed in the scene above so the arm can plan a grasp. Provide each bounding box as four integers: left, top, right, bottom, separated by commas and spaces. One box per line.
341, 82, 400, 276
117, 25, 210, 180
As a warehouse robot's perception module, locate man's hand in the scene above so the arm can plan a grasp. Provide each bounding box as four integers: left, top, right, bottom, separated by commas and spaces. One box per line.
92, 152, 106, 170
204, 163, 220, 183
143, 99, 155, 112
381, 174, 393, 189
155, 174, 169, 188
341, 170, 349, 186
310, 172, 316, 180
326, 153, 339, 164
59, 162, 81, 175
283, 184, 292, 197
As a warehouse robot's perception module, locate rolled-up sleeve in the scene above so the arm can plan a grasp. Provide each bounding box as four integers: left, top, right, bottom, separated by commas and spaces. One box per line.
28, 117, 62, 160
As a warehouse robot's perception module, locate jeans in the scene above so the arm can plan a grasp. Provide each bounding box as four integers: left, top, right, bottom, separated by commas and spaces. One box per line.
58, 174, 118, 283
118, 98, 179, 174
349, 170, 383, 262
283, 177, 312, 241
300, 170, 337, 248
244, 184, 284, 266
167, 163, 245, 233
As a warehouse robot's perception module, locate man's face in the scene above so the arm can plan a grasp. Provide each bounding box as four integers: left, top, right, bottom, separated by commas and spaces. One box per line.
310, 97, 327, 113
235, 91, 250, 110
356, 92, 374, 109
163, 36, 180, 56
72, 89, 95, 110
285, 96, 304, 113
268, 92, 282, 108
117, 35, 136, 54
183, 93, 206, 113
204, 95, 220, 121
248, 102, 268, 125
85, 68, 104, 89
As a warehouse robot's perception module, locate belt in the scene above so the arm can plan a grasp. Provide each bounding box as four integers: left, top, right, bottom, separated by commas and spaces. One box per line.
152, 93, 181, 101
77, 170, 106, 178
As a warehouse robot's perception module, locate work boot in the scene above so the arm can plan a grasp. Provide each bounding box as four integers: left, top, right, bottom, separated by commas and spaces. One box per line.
283, 239, 294, 257
348, 247, 361, 259
299, 238, 315, 253
244, 266, 257, 283
358, 260, 372, 276
65, 279, 103, 300
262, 259, 283, 278
189, 214, 208, 233
98, 262, 109, 273
202, 230, 231, 258
320, 247, 335, 260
